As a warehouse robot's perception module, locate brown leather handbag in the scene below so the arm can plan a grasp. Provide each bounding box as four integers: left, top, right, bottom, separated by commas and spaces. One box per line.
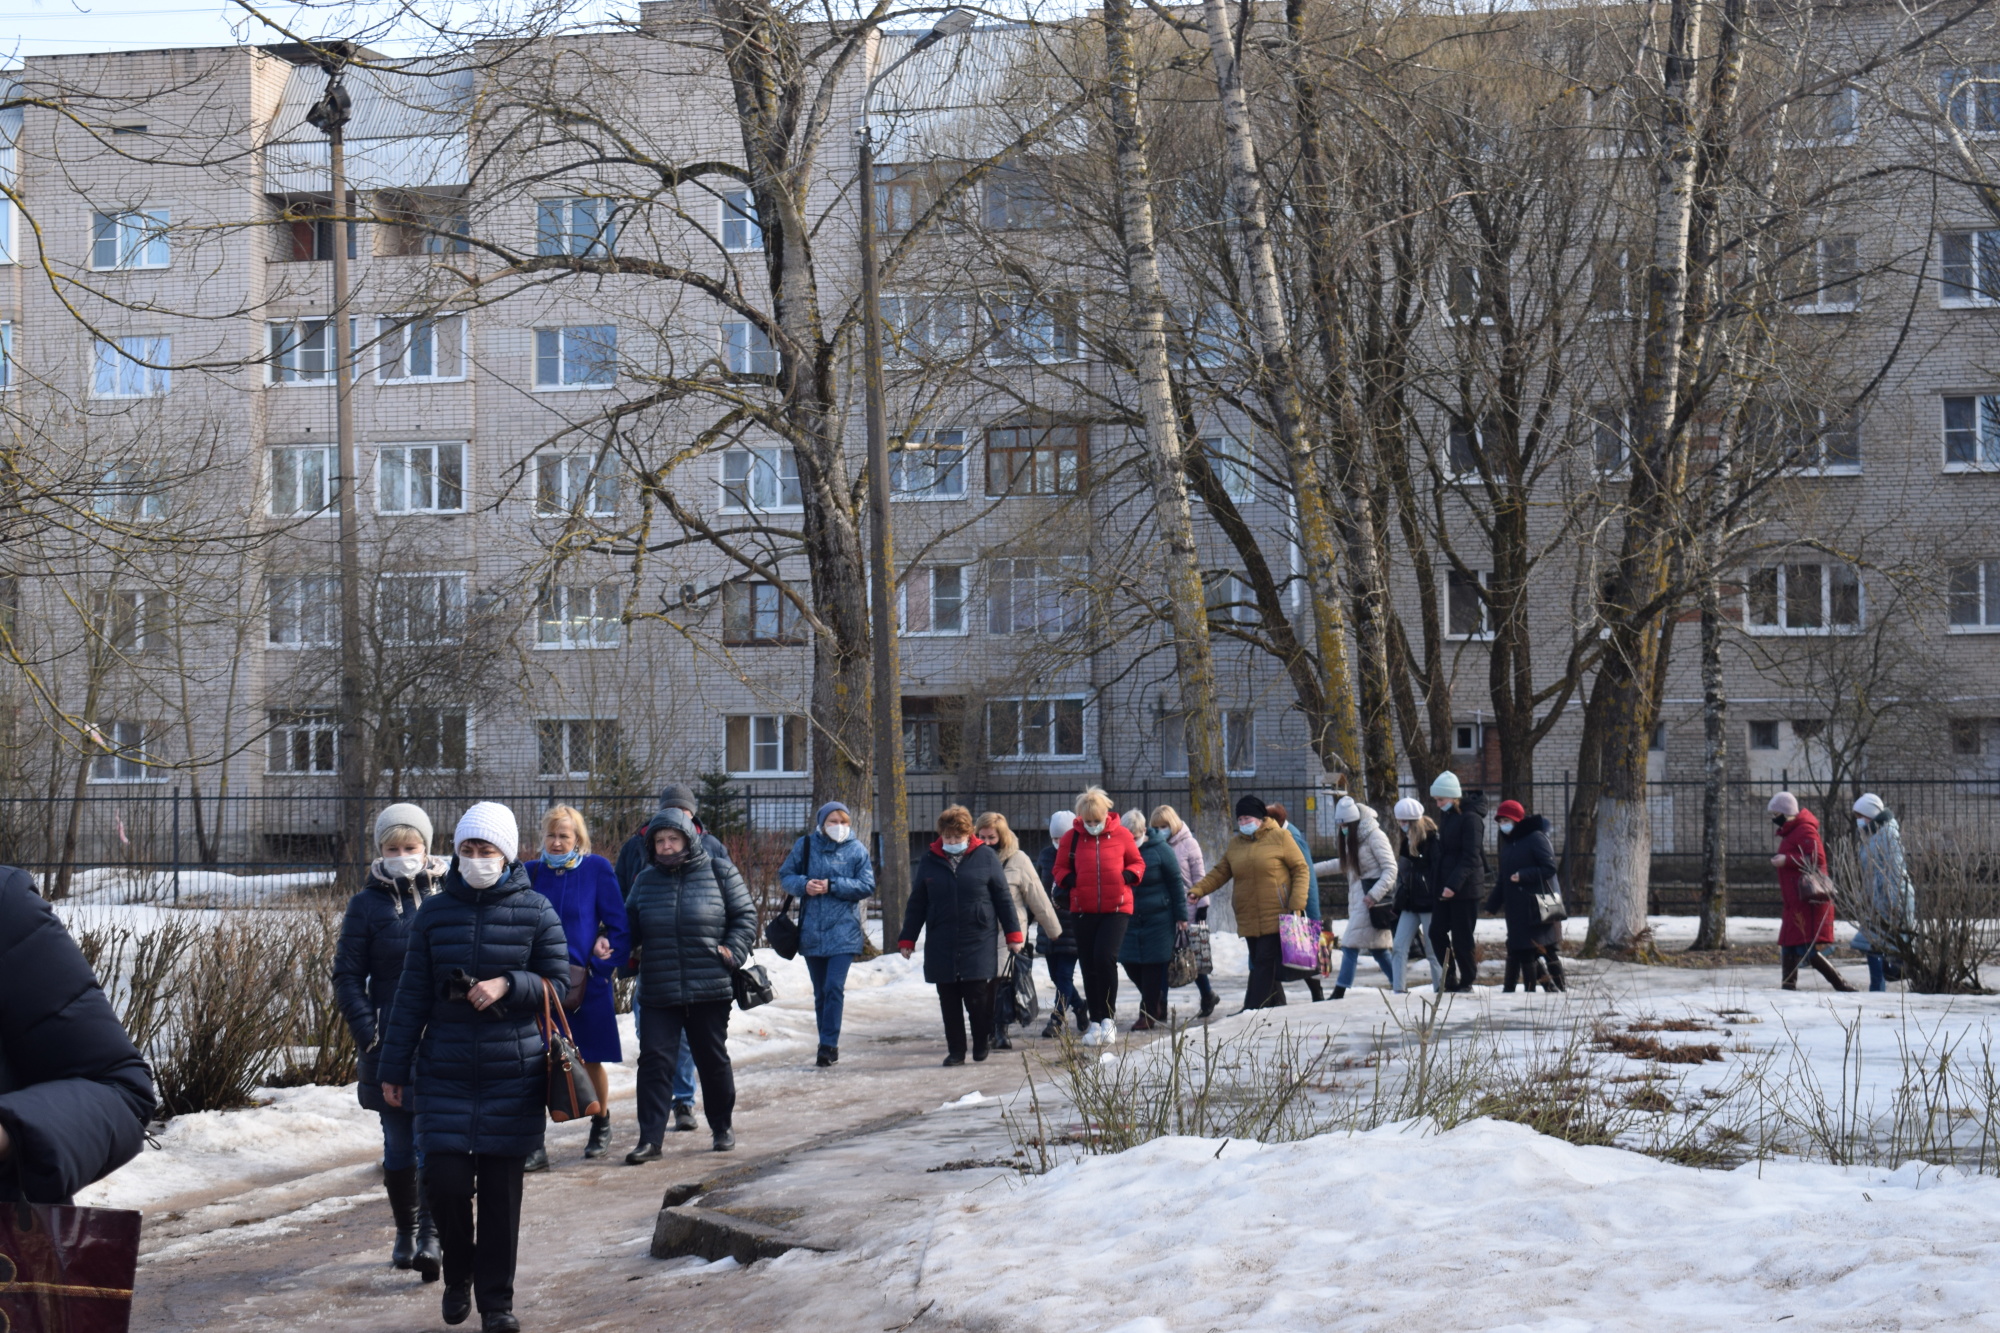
1, 1201, 141, 1333
538, 979, 604, 1123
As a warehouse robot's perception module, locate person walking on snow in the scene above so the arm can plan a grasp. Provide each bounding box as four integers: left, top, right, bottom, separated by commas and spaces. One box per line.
1314, 796, 1397, 998
1428, 773, 1488, 992
1035, 811, 1086, 1036
1851, 793, 1916, 992
1150, 805, 1219, 1017
779, 801, 876, 1067
335, 801, 446, 1279
898, 806, 1023, 1065
1052, 788, 1145, 1047
1486, 799, 1567, 993
975, 811, 1059, 1051
1121, 817, 1190, 1029
1266, 803, 1327, 1001
1769, 792, 1856, 992
1190, 796, 1310, 1011
1389, 798, 1447, 993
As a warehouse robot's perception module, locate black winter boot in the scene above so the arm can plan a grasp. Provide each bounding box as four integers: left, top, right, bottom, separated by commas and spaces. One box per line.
481, 1315, 520, 1333
442, 1282, 473, 1326
671, 1102, 698, 1133
383, 1166, 419, 1270
1332, 986, 1347, 1000
585, 1114, 613, 1159
522, 1146, 549, 1174
411, 1169, 441, 1282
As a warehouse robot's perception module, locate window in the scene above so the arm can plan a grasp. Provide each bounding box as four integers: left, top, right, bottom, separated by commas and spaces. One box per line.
1444, 416, 1493, 480
720, 321, 778, 376
534, 326, 616, 388
987, 557, 1085, 635
536, 582, 622, 648
721, 581, 804, 645
1792, 86, 1860, 144
537, 718, 620, 778
1940, 64, 2000, 134
726, 713, 806, 776
375, 191, 469, 255
1454, 723, 1484, 754
1792, 235, 1859, 313
92, 336, 169, 398
1200, 436, 1255, 502
267, 574, 340, 648
875, 162, 958, 233
87, 588, 166, 652
1745, 562, 1862, 633
1445, 263, 1484, 322
1940, 230, 2000, 306
988, 697, 1086, 760
985, 425, 1084, 496
267, 319, 339, 384
1951, 718, 1986, 756
985, 163, 1062, 230
720, 190, 761, 252
377, 572, 467, 645
1204, 571, 1257, 625
0, 322, 12, 391
720, 446, 801, 511
1162, 709, 1255, 776
273, 197, 354, 262
882, 294, 970, 363
1747, 720, 1780, 751
986, 293, 1080, 363
93, 463, 167, 521
89, 209, 169, 270
1183, 302, 1242, 369
376, 443, 464, 514
890, 430, 966, 499
87, 720, 159, 782
1586, 88, 1644, 158
1446, 567, 1491, 640
1590, 243, 1635, 318
1747, 401, 1860, 473
1949, 559, 2000, 631
536, 453, 618, 517
1943, 395, 2000, 470
903, 696, 964, 774
901, 565, 965, 635
389, 707, 467, 772
1590, 405, 1630, 474
376, 314, 466, 383
267, 709, 337, 775
535, 196, 618, 258
269, 445, 334, 517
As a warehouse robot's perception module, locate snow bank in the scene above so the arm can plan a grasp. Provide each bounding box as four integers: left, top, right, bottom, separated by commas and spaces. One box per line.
62, 868, 333, 907
907, 1120, 2000, 1331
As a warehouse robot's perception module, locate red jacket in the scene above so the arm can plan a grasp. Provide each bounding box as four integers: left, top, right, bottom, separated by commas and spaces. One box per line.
1775, 808, 1835, 946
1052, 820, 1144, 914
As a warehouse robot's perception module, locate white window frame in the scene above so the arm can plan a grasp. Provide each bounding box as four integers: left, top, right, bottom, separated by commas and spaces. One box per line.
889, 430, 967, 500
1442, 416, 1491, 483
984, 293, 1081, 365
535, 452, 618, 517
1453, 722, 1485, 755
986, 695, 1089, 762
1200, 436, 1255, 503
535, 196, 618, 258
266, 573, 341, 648
93, 463, 168, 522
900, 564, 966, 636
1940, 230, 2000, 308
720, 189, 762, 253
1943, 394, 2000, 472
375, 313, 467, 384
388, 705, 470, 774
1793, 235, 1860, 314
89, 208, 169, 271
1204, 571, 1257, 625
0, 322, 13, 391
536, 582, 623, 648
720, 445, 801, 513
1940, 64, 2000, 137
1445, 567, 1492, 641
1589, 404, 1631, 476
266, 709, 339, 776
882, 294, 971, 365
376, 442, 465, 515
1590, 243, 1636, 320
269, 444, 335, 517
533, 325, 617, 389
86, 719, 162, 783
87, 587, 167, 653
1586, 88, 1645, 158
1744, 561, 1863, 636
1161, 709, 1256, 777
92, 336, 170, 398
536, 717, 620, 779
1786, 86, 1860, 147
1442, 262, 1488, 325
1780, 405, 1862, 476
986, 556, 1087, 636
377, 572, 469, 646
725, 713, 808, 777
1184, 302, 1241, 368
721, 580, 805, 646
720, 320, 778, 376
1948, 558, 2000, 633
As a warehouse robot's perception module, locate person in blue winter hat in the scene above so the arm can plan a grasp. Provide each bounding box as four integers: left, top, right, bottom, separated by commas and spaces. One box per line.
778, 801, 877, 1066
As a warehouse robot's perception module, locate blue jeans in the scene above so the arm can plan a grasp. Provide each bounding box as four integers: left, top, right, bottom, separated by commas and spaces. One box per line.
1391, 911, 1443, 993
1045, 953, 1083, 1019
1865, 953, 1888, 992
379, 1106, 420, 1171
1336, 947, 1395, 989
805, 953, 854, 1049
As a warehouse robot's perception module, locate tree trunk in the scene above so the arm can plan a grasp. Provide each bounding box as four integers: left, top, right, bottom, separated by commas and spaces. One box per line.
1104, 0, 1231, 854
1691, 563, 1729, 950
1198, 0, 1360, 781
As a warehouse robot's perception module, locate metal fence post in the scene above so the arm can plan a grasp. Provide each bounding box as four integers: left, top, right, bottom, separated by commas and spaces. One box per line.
171, 786, 182, 906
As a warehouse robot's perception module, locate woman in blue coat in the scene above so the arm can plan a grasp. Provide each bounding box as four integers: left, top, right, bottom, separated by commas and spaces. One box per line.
379, 802, 569, 1333
779, 801, 876, 1068
524, 804, 629, 1160
334, 801, 446, 1279
1119, 819, 1189, 1030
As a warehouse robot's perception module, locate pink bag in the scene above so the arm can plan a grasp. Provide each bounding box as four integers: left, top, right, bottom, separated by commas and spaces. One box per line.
1278, 913, 1319, 971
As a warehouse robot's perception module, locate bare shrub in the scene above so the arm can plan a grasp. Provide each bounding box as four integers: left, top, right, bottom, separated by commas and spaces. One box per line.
76, 916, 197, 1055
152, 919, 300, 1115
267, 908, 358, 1088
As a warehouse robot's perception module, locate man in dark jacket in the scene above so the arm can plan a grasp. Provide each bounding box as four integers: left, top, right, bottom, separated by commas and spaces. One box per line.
624, 807, 756, 1157
898, 806, 1022, 1065
1427, 773, 1488, 992
1486, 802, 1566, 992
0, 866, 154, 1204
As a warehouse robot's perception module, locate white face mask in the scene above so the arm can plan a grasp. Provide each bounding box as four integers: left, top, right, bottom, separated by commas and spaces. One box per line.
941, 839, 969, 856
459, 856, 505, 889
1497, 821, 1515, 835
825, 822, 852, 843
380, 853, 426, 880
1083, 820, 1106, 836
1856, 819, 1870, 833
1397, 821, 1412, 834
1238, 820, 1262, 837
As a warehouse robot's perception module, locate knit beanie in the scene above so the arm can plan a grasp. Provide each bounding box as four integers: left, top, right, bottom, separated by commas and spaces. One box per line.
1333, 795, 1361, 825
1393, 797, 1425, 822
454, 801, 520, 862
374, 802, 433, 849
1049, 810, 1075, 841
1852, 793, 1885, 820
1430, 771, 1463, 800
816, 800, 851, 830
1767, 792, 1800, 819
659, 784, 697, 813
1234, 794, 1268, 822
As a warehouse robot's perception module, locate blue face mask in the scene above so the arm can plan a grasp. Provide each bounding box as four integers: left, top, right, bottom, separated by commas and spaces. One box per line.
542, 847, 582, 871
1147, 826, 1169, 844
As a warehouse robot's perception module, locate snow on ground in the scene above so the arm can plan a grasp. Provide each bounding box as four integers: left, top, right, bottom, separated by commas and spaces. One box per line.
902, 1120, 2000, 1331
61, 868, 334, 907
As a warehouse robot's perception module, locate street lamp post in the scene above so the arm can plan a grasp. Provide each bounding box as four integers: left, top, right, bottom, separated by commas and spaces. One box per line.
858, 8, 975, 939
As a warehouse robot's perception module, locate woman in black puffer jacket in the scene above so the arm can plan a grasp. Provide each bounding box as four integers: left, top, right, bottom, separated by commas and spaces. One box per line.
378, 802, 569, 1333
334, 801, 447, 1279
1485, 801, 1566, 993
624, 806, 756, 1159
898, 805, 1022, 1065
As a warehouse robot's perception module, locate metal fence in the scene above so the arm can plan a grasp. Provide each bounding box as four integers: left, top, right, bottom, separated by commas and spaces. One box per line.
12, 775, 1997, 912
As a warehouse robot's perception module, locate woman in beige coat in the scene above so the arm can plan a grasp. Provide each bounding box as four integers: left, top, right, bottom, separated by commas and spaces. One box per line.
1313, 796, 1399, 998
975, 812, 1062, 1050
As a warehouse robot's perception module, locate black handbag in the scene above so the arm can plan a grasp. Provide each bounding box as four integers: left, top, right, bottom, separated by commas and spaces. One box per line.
539, 979, 604, 1122
731, 961, 775, 1010
1362, 876, 1399, 930
764, 898, 802, 960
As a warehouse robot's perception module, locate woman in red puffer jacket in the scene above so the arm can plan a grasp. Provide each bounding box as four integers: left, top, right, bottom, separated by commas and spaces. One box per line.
1052, 787, 1145, 1047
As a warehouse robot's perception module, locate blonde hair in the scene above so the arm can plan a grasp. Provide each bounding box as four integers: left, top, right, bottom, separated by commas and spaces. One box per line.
937, 804, 975, 837
1150, 804, 1184, 836
1405, 815, 1438, 850
1121, 809, 1146, 838
541, 804, 592, 854
1074, 786, 1113, 821
974, 810, 1019, 857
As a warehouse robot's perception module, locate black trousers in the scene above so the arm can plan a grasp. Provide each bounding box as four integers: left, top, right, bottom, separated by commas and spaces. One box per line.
936, 979, 996, 1056
1244, 933, 1287, 1010
637, 1000, 735, 1141
1430, 894, 1480, 990
1073, 912, 1131, 1022
426, 1152, 525, 1315
1122, 961, 1168, 1021
1503, 946, 1566, 992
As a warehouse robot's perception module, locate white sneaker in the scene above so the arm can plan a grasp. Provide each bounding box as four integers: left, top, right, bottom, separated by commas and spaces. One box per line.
1079, 1021, 1104, 1048
1097, 1019, 1118, 1044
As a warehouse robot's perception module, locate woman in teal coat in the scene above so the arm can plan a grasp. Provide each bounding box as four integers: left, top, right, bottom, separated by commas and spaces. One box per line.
1119, 819, 1189, 1031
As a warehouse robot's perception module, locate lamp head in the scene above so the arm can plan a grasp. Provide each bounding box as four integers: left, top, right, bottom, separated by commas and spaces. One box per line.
910, 7, 976, 52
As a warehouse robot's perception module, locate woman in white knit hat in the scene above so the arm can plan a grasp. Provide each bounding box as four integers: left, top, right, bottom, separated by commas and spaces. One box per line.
333, 801, 448, 1281
376, 801, 572, 1333
1388, 797, 1446, 993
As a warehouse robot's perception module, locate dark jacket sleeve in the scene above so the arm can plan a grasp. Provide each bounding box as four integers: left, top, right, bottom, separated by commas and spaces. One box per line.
899, 864, 932, 948
504, 896, 571, 1013
332, 892, 379, 1049
615, 832, 647, 898
1164, 854, 1189, 924
715, 856, 758, 962
1518, 831, 1558, 886
594, 864, 631, 971
0, 871, 155, 1203
1444, 815, 1481, 895
377, 908, 436, 1089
